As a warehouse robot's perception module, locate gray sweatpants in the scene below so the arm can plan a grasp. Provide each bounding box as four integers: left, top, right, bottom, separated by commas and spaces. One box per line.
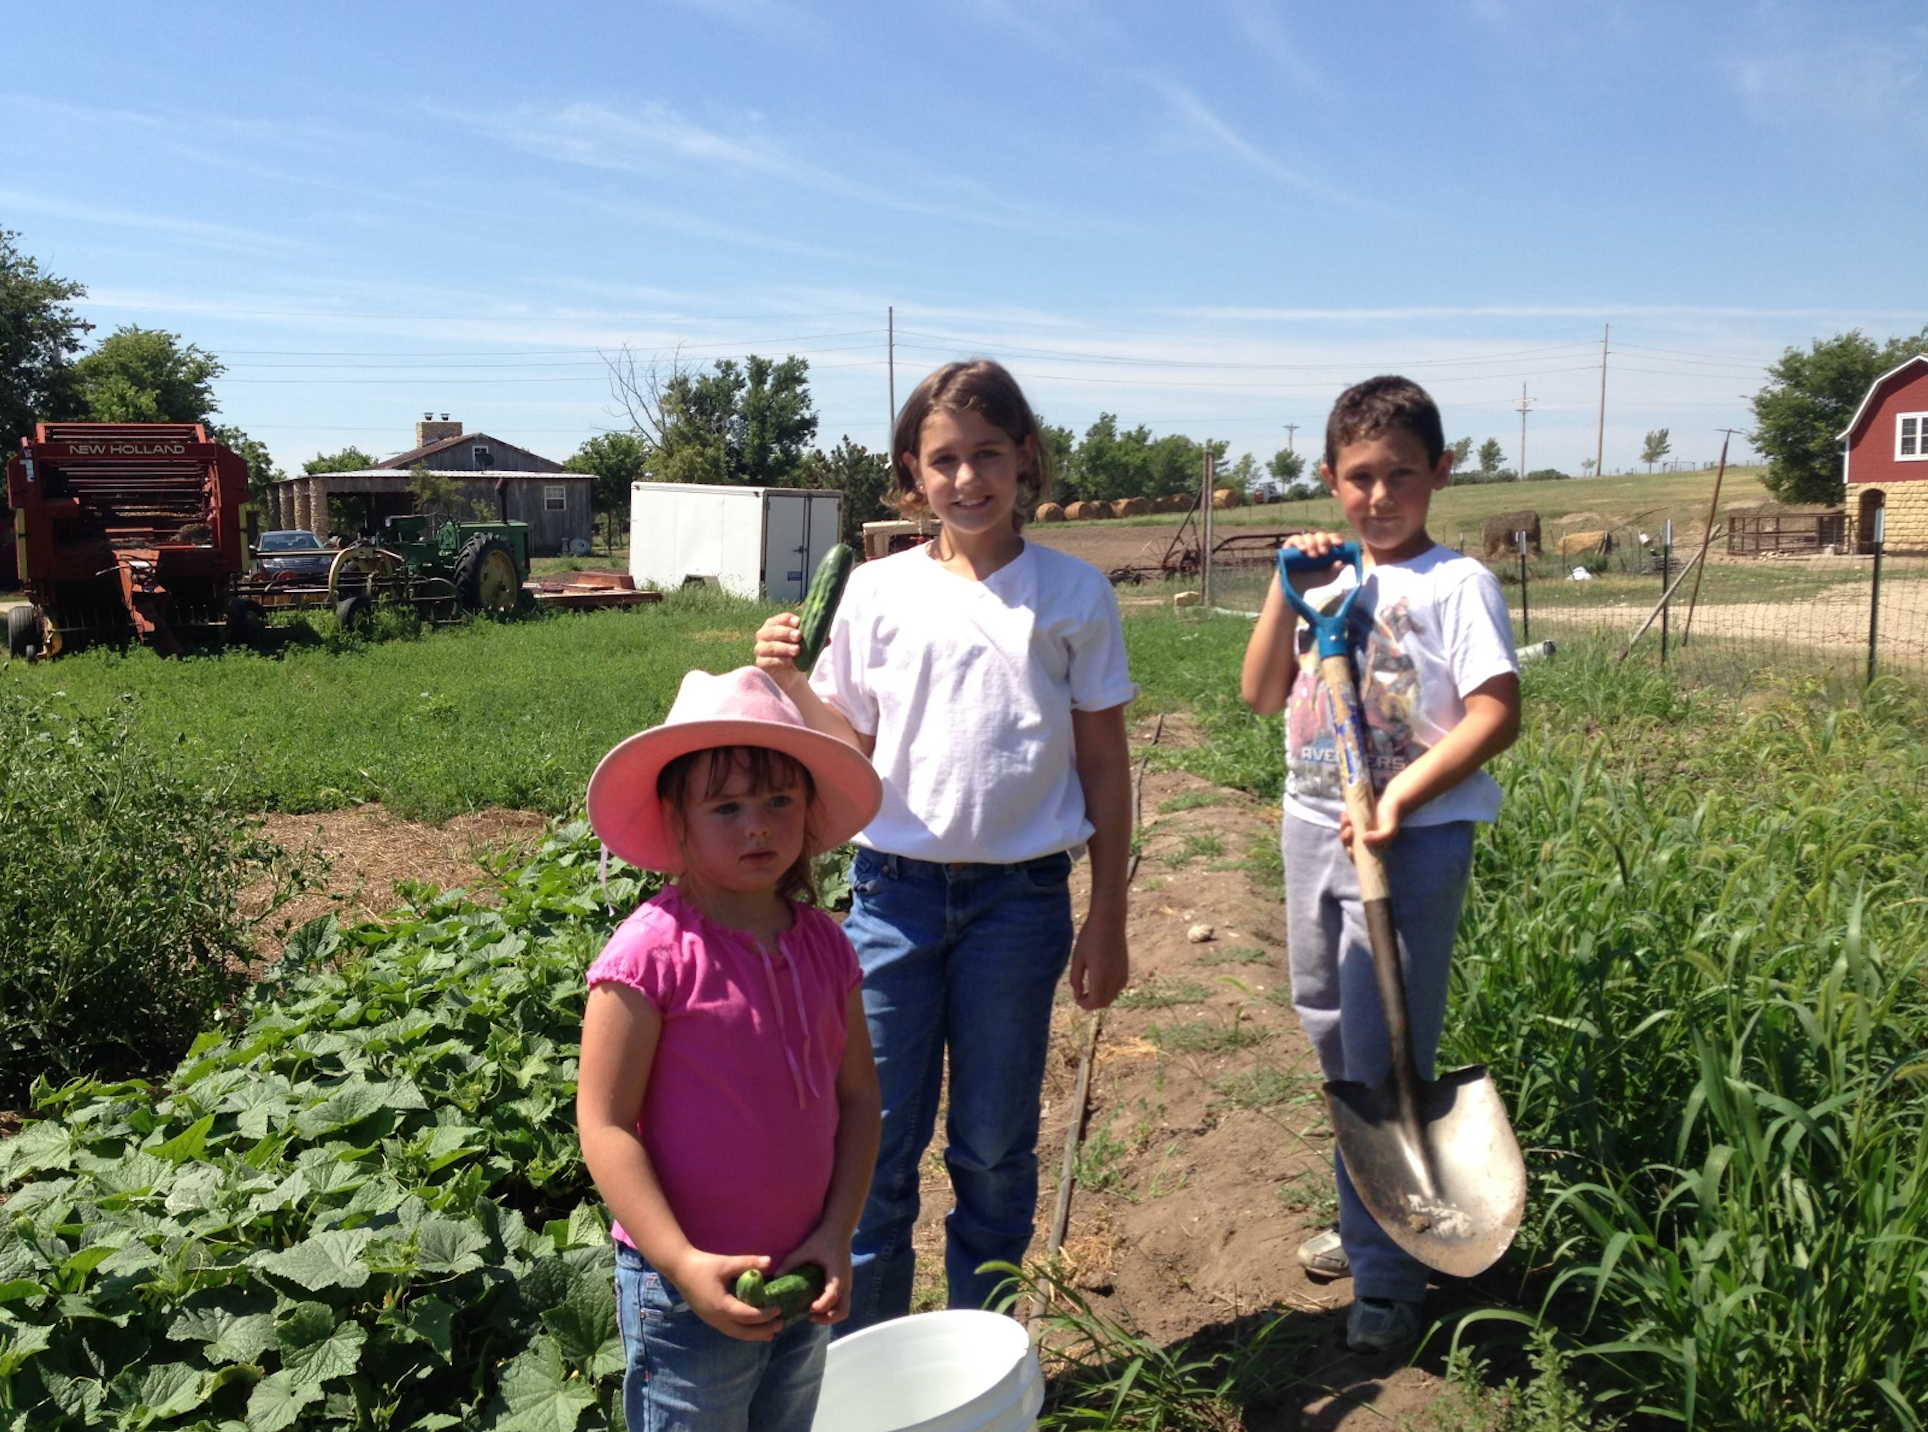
1282, 812, 1474, 1304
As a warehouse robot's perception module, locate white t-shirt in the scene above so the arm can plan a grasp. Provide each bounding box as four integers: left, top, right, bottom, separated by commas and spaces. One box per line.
810, 541, 1138, 863
1282, 544, 1517, 830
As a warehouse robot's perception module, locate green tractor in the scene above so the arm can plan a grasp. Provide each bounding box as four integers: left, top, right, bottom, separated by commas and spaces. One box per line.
326, 516, 531, 625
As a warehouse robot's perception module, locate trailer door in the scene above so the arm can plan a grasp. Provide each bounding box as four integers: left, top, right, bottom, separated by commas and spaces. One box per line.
762, 493, 811, 603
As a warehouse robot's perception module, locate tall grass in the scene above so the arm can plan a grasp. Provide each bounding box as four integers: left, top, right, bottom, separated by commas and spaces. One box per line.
1454, 653, 1928, 1428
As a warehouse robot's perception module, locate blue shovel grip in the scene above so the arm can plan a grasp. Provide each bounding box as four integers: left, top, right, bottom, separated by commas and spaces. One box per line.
1276, 542, 1363, 660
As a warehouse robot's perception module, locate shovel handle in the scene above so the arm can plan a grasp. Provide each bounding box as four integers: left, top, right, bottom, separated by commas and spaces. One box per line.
1315, 652, 1430, 1152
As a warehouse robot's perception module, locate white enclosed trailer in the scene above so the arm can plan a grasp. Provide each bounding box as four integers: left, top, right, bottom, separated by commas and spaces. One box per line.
628, 483, 844, 602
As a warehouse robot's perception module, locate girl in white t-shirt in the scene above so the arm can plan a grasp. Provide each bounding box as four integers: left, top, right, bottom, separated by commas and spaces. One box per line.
755, 359, 1136, 1329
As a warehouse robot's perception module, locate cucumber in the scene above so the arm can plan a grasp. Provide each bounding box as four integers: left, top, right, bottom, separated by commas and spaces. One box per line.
734, 1263, 827, 1326
795, 544, 855, 674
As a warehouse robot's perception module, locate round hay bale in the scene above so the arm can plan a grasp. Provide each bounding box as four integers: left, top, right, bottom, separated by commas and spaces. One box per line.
1555, 529, 1607, 557
1158, 494, 1192, 514
1112, 496, 1153, 518
1482, 510, 1542, 559
1065, 500, 1111, 521
1035, 502, 1065, 523
1212, 487, 1242, 510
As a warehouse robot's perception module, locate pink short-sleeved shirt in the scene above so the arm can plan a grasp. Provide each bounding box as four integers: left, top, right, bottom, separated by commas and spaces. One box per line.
585, 886, 861, 1261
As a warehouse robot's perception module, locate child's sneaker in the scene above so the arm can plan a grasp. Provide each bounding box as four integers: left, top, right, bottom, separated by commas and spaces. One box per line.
1345, 1298, 1422, 1354
1296, 1228, 1350, 1279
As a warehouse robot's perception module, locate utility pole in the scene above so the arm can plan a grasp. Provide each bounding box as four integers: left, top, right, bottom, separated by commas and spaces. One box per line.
1515, 384, 1535, 481
887, 306, 896, 438
1594, 323, 1609, 478
1283, 423, 1299, 454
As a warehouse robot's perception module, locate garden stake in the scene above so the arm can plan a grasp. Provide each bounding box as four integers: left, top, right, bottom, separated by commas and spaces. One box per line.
1278, 545, 1526, 1277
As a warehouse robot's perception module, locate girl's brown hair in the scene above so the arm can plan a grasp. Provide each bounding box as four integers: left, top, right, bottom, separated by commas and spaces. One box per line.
656, 745, 820, 905
890, 359, 1053, 529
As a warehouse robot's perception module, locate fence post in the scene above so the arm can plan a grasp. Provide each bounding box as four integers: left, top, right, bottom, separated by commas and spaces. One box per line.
1867, 505, 1886, 684
1516, 529, 1530, 643
1659, 520, 1673, 663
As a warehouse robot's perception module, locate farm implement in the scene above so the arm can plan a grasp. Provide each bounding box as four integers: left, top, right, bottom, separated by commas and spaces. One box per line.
6, 423, 253, 658
309, 514, 533, 626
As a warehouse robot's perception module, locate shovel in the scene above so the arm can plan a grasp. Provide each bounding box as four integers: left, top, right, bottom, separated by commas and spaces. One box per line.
1278, 544, 1526, 1278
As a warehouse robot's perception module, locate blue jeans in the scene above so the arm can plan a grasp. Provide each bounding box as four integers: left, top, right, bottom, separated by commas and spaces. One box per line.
1282, 815, 1474, 1305
614, 1242, 828, 1432
838, 848, 1075, 1332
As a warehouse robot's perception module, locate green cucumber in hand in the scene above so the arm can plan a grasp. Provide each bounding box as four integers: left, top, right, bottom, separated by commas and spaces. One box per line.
795, 544, 855, 674
734, 1264, 827, 1326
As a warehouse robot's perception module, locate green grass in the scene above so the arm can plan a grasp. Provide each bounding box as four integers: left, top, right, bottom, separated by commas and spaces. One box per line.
0, 589, 765, 820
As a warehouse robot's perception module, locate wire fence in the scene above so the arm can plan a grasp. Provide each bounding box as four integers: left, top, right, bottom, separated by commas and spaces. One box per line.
1187, 524, 1928, 696
1505, 539, 1928, 692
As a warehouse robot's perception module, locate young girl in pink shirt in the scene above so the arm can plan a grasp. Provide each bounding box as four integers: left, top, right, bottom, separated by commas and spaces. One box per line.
576, 666, 884, 1432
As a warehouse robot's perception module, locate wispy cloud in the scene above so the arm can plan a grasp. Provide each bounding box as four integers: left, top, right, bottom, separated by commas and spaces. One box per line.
1724, 3, 1925, 140
441, 98, 1048, 230
1223, 0, 1324, 92
1143, 78, 1383, 212
0, 187, 301, 256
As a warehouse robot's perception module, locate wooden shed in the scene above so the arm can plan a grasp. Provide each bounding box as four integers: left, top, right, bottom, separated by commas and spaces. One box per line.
1840, 353, 1928, 552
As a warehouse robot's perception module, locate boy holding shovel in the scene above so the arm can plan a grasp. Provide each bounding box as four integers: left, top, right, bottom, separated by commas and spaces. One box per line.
1240, 376, 1521, 1353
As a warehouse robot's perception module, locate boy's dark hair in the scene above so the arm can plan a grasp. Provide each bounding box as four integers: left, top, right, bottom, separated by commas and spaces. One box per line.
1323, 375, 1446, 474
890, 359, 1053, 529
657, 745, 820, 905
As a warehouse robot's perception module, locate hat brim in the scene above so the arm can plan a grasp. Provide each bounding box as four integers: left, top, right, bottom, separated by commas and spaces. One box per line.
587, 717, 882, 875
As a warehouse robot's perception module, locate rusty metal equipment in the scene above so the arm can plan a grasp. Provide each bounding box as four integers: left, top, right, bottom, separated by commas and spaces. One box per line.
5, 423, 253, 658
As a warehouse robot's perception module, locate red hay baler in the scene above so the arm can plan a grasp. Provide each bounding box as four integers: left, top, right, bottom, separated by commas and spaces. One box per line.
5, 423, 254, 658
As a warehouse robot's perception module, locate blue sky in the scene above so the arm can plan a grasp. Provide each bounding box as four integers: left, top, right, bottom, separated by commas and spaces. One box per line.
4, 0, 1924, 477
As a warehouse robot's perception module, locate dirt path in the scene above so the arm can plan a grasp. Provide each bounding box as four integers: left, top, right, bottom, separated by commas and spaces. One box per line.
260, 750, 1465, 1428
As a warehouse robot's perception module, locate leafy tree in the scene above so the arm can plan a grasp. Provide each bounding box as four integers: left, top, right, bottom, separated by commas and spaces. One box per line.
1477, 438, 1505, 476
1220, 452, 1261, 498
1580, 456, 1597, 476
73, 325, 223, 423
1038, 421, 1075, 501
303, 446, 378, 474
798, 437, 894, 548
1066, 414, 1221, 502
0, 229, 91, 443
1641, 428, 1671, 471
565, 431, 648, 552
606, 347, 818, 487
209, 424, 283, 503
1450, 437, 1474, 472
1751, 327, 1928, 504
407, 463, 486, 523
1267, 448, 1306, 485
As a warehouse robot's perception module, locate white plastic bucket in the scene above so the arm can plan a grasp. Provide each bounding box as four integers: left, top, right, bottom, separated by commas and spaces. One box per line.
811, 1310, 1045, 1432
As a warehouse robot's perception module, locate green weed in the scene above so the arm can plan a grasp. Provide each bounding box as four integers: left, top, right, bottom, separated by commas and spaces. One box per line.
1116, 976, 1209, 1010
988, 1260, 1313, 1429
0, 689, 309, 1102
1197, 945, 1271, 966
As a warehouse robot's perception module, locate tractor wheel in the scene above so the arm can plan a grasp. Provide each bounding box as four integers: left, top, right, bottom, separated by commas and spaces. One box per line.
336, 593, 372, 629
7, 603, 40, 659
227, 596, 269, 648
455, 536, 521, 614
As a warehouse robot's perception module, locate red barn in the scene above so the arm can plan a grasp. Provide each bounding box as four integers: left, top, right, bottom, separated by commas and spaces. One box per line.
1840, 353, 1928, 552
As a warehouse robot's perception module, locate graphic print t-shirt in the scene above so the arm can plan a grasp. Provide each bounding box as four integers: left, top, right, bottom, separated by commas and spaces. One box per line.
1282, 545, 1517, 830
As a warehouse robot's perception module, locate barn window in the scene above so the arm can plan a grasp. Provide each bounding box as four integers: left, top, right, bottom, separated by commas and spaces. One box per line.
1899, 413, 1928, 461
544, 485, 567, 511
472, 445, 494, 467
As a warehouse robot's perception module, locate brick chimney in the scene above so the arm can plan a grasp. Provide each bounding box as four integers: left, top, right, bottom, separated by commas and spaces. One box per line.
415, 412, 463, 449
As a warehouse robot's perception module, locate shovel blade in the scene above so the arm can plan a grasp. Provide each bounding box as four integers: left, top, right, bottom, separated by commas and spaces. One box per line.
1325, 1064, 1526, 1278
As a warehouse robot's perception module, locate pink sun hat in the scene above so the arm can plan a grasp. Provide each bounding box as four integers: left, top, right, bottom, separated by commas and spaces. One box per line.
586, 666, 882, 875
